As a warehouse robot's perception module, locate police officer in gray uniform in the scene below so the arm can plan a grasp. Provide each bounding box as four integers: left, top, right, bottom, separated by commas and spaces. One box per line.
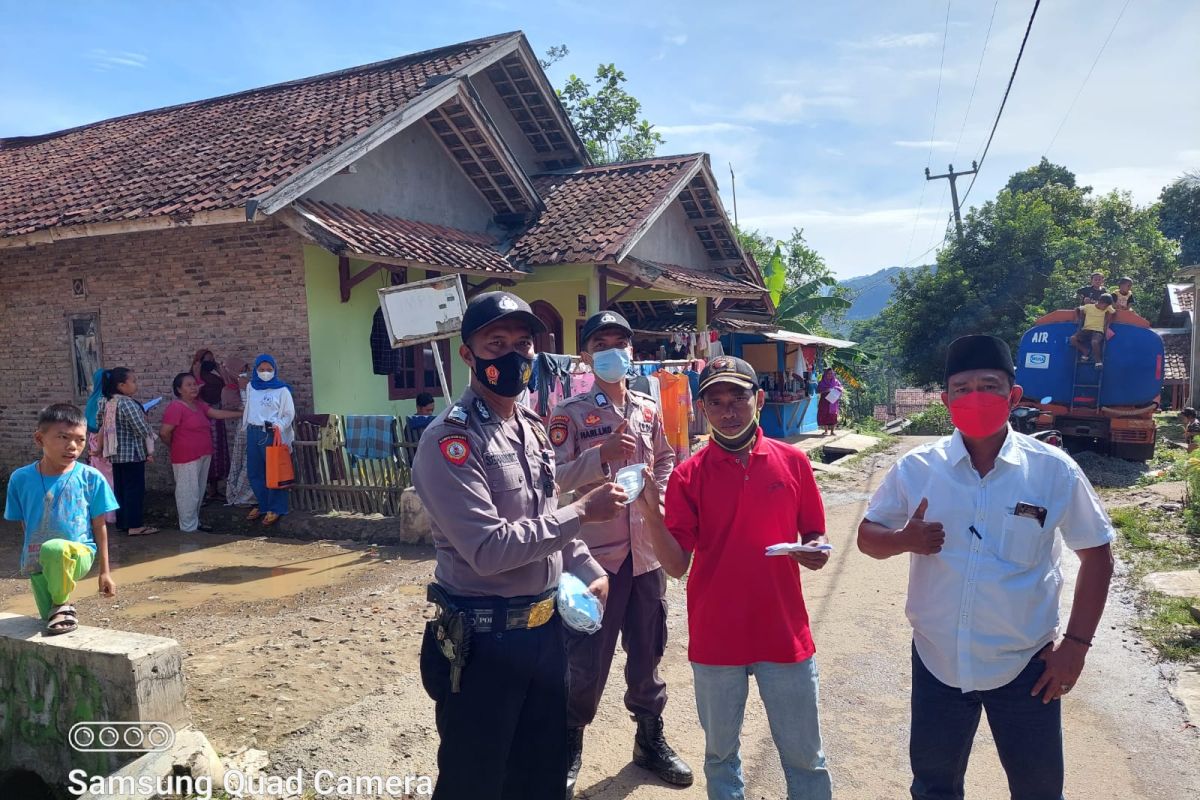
413, 291, 627, 800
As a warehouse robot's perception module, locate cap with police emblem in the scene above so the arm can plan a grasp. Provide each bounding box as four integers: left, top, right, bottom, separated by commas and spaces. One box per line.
697, 356, 758, 396
579, 310, 634, 348
460, 291, 546, 343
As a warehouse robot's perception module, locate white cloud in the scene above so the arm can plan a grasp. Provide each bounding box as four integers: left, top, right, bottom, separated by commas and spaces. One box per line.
85, 49, 148, 71
656, 122, 754, 136
894, 139, 955, 150
736, 92, 856, 124
664, 33, 687, 47
846, 32, 939, 49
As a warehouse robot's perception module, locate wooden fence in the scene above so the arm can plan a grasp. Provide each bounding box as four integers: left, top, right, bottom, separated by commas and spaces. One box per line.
289, 416, 417, 516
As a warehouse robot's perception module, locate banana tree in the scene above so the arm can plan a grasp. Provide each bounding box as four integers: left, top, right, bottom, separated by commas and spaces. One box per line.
773, 277, 874, 387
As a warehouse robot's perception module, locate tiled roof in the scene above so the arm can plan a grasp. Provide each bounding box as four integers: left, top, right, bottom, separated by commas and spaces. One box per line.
0, 33, 515, 238
1162, 332, 1190, 382
625, 258, 764, 298
1173, 284, 1194, 314
295, 200, 516, 274
510, 155, 705, 266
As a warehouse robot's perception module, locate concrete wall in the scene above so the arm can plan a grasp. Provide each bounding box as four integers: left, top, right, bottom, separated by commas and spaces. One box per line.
0, 613, 188, 788
303, 246, 467, 416
627, 199, 713, 268
0, 221, 312, 483
303, 121, 496, 234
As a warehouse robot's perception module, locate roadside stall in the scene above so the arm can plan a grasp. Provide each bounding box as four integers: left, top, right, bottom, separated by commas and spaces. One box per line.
721, 329, 856, 438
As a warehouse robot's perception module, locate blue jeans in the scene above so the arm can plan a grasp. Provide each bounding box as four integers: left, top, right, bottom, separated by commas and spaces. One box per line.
246, 425, 289, 516
692, 658, 831, 800
911, 644, 1064, 800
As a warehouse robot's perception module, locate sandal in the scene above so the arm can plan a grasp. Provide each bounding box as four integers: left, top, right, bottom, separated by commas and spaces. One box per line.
46, 604, 78, 635
262, 512, 281, 527
246, 508, 262, 521
127, 526, 160, 536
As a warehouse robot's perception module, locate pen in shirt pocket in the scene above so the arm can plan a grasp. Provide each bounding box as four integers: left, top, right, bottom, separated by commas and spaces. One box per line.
969, 525, 982, 540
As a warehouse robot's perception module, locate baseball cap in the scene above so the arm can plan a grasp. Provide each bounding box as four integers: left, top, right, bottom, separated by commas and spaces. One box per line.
579, 310, 634, 348
460, 291, 546, 343
697, 356, 758, 396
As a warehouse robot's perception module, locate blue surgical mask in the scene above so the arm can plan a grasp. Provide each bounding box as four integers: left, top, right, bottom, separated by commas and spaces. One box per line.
591, 347, 632, 383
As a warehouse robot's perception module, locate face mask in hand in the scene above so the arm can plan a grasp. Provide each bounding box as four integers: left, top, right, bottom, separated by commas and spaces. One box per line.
471, 350, 534, 398
591, 347, 632, 383
948, 390, 1015, 438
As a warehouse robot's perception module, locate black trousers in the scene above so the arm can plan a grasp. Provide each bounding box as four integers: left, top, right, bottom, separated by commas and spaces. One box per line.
111, 460, 146, 530
420, 614, 569, 800
566, 553, 668, 728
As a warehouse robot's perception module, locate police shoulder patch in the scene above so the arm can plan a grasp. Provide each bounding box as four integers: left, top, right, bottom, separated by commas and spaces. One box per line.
446, 405, 469, 427
473, 398, 491, 421
438, 434, 471, 466
549, 414, 570, 446
594, 392, 608, 407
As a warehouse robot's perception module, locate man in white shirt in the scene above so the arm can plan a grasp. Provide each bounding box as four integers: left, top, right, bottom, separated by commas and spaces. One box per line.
858, 334, 1114, 800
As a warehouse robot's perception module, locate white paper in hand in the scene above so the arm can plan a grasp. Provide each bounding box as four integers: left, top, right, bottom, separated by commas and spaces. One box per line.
614, 463, 648, 504
765, 542, 834, 557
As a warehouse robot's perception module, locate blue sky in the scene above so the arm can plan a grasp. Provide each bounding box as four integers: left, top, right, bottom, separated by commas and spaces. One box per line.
2, 0, 1196, 278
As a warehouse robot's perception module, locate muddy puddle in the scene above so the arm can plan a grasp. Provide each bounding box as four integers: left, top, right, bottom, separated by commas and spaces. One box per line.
1, 533, 416, 619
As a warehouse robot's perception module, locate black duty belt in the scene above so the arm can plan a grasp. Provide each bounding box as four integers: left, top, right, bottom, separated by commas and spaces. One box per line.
428, 586, 556, 633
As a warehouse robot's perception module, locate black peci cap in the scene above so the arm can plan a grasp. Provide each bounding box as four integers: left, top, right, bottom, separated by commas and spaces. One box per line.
579, 310, 634, 348
460, 291, 546, 343
698, 356, 758, 396
944, 334, 1015, 384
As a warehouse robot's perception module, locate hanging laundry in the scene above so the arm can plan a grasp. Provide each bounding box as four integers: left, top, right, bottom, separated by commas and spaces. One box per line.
532, 352, 575, 416
653, 369, 692, 459
344, 415, 396, 462
369, 308, 401, 375
570, 370, 595, 396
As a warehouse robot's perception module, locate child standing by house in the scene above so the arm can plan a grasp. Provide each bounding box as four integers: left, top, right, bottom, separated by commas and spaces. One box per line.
99, 367, 159, 535
4, 404, 118, 634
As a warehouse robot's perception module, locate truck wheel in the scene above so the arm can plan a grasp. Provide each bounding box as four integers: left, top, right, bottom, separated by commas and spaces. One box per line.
1110, 442, 1155, 461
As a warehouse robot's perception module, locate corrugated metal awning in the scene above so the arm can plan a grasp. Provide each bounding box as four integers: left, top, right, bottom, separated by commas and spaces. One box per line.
763, 330, 857, 349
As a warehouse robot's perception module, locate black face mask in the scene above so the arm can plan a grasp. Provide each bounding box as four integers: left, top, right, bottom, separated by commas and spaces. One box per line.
201, 360, 218, 372
471, 349, 534, 398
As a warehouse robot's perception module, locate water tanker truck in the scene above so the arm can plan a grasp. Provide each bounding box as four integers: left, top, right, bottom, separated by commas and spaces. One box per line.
1015, 308, 1164, 461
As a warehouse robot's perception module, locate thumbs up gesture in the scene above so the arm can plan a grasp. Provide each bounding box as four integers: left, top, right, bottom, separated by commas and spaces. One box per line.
599, 420, 637, 464
900, 498, 945, 555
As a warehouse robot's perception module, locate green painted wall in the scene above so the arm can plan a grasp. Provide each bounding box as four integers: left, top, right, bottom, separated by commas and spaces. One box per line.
511, 272, 589, 354
304, 246, 468, 415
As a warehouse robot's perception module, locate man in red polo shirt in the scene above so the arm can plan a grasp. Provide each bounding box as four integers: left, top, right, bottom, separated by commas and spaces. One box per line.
639, 355, 833, 800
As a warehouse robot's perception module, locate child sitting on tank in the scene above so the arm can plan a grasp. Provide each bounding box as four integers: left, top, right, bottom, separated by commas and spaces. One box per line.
1069, 293, 1116, 367
1110, 277, 1135, 310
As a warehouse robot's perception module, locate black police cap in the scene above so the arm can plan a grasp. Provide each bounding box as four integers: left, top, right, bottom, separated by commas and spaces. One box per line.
698, 356, 758, 396
460, 291, 546, 343
579, 310, 634, 348
944, 334, 1015, 384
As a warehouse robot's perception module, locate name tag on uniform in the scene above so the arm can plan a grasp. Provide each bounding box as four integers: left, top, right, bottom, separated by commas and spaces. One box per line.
579, 426, 613, 441
483, 451, 520, 468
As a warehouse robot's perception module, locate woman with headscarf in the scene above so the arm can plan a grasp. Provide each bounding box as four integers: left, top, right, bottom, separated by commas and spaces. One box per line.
191, 349, 230, 501
816, 367, 843, 436
84, 368, 117, 524
243, 354, 295, 526
223, 355, 256, 507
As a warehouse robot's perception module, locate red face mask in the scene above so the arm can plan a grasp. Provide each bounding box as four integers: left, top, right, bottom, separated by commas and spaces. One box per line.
948, 390, 1015, 438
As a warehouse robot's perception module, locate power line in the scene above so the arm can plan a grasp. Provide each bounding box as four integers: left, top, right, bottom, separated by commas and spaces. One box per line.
960, 0, 1043, 206
903, 0, 954, 266
952, 0, 1000, 161
1043, 0, 1132, 156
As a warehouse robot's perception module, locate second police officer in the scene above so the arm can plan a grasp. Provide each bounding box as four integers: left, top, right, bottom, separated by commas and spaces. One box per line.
551, 310, 694, 795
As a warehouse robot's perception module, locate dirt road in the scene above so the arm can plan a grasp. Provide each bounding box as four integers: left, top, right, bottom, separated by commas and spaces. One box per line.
1, 436, 1196, 798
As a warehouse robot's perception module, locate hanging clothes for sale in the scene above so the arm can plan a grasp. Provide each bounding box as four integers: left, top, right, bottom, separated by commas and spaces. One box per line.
653, 368, 693, 462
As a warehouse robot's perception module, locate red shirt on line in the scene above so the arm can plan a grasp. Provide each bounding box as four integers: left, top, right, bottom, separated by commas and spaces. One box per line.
665, 429, 824, 666
162, 400, 213, 465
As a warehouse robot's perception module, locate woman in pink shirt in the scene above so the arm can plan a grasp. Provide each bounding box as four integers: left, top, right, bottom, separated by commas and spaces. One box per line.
159, 373, 242, 532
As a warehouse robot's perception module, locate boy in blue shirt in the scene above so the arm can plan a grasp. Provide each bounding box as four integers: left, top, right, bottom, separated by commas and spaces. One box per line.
4, 403, 118, 634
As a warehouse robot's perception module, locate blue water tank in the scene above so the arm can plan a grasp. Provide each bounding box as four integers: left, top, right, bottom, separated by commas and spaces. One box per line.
1016, 322, 1163, 407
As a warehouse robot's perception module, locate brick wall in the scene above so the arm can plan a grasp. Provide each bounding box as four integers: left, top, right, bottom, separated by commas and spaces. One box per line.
0, 220, 312, 485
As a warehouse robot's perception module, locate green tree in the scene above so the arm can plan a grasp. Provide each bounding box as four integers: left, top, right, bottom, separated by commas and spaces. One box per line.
1159, 172, 1200, 266
866, 161, 1178, 387
558, 64, 664, 164
737, 227, 834, 290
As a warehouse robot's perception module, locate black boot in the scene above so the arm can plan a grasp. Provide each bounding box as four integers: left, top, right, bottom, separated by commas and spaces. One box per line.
566, 727, 584, 799
632, 714, 694, 787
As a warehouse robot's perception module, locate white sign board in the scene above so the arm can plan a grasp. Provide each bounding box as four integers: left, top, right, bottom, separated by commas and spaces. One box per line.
377, 275, 467, 348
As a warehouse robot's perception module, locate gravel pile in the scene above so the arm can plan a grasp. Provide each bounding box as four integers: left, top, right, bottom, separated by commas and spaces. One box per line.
1072, 450, 1150, 487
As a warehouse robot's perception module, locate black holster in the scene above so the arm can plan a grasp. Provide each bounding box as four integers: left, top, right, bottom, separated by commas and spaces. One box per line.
427, 584, 472, 693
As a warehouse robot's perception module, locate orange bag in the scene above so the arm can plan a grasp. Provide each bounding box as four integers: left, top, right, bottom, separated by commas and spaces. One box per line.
266, 428, 295, 489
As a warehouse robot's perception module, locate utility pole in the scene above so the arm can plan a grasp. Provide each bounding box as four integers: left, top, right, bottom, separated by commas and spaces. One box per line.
925, 161, 977, 244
